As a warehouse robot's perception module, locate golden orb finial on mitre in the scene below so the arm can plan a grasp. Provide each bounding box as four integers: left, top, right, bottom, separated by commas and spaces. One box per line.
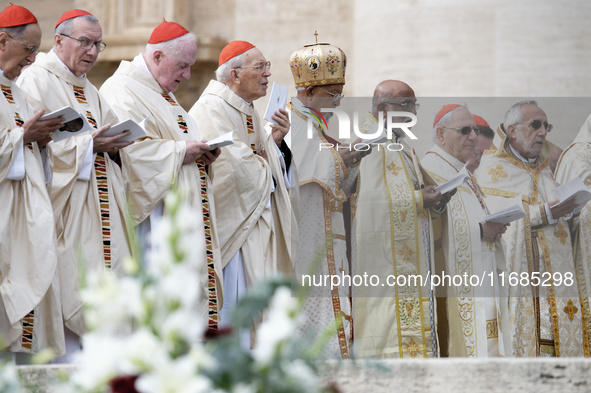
289, 33, 346, 88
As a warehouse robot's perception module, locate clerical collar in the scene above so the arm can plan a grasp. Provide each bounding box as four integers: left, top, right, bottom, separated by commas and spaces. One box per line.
50, 49, 85, 78
0, 66, 6, 78
132, 53, 153, 78
509, 142, 537, 164
224, 83, 252, 106
432, 144, 464, 171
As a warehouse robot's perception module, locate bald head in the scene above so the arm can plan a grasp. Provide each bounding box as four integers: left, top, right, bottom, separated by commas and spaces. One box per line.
372, 80, 417, 118
374, 80, 415, 99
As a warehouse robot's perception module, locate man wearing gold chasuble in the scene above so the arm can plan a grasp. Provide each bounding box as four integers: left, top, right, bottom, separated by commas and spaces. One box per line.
476, 100, 589, 357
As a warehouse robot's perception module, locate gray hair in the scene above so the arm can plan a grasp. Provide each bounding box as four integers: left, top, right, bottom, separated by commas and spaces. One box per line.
432, 104, 469, 140
145, 32, 197, 59
0, 24, 30, 39
53, 15, 99, 51
215, 51, 248, 83
54, 14, 99, 36
504, 100, 538, 128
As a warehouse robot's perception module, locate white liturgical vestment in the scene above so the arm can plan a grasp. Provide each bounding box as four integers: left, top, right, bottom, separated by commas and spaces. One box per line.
0, 72, 64, 354
17, 52, 131, 336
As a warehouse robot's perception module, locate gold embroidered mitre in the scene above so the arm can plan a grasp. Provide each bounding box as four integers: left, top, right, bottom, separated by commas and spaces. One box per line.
290, 34, 346, 88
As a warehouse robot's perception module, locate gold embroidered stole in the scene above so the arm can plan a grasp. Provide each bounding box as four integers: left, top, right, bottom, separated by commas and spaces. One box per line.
291, 104, 351, 358
384, 148, 432, 358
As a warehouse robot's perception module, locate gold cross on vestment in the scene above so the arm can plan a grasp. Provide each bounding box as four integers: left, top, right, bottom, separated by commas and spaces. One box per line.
488, 164, 508, 183
386, 161, 402, 176
314, 30, 318, 43
563, 299, 578, 321
554, 223, 568, 245
396, 243, 415, 262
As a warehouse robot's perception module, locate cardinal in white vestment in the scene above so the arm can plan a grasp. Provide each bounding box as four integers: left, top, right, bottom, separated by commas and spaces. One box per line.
422, 104, 510, 357
100, 20, 223, 331
0, 4, 65, 356
189, 41, 296, 345
17, 10, 133, 344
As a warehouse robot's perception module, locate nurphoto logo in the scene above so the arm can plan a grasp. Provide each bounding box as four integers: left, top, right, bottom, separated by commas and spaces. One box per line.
306, 107, 417, 152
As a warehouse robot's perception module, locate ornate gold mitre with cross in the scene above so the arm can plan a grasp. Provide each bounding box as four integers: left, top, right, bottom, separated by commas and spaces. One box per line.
289, 31, 346, 88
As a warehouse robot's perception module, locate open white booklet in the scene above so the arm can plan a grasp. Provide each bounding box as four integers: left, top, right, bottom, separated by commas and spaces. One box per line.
436, 165, 470, 194
102, 118, 148, 142
552, 176, 591, 215
42, 106, 92, 142
264, 82, 288, 125
43, 106, 148, 143
206, 130, 235, 150
484, 196, 526, 224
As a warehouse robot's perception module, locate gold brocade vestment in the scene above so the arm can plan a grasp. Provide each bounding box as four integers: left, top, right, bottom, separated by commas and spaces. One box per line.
476, 133, 589, 357
353, 113, 439, 358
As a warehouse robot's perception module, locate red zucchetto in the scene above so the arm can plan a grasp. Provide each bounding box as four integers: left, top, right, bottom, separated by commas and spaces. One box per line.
55, 9, 92, 29
433, 104, 461, 127
473, 114, 490, 128
219, 40, 255, 66
148, 19, 189, 44
0, 3, 37, 28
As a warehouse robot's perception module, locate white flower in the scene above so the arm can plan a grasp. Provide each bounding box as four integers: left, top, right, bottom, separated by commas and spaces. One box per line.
135, 355, 211, 393
119, 329, 168, 375
253, 286, 300, 365
161, 309, 205, 345
70, 334, 126, 391
186, 346, 216, 372
156, 265, 201, 307
82, 273, 142, 333
0, 362, 21, 393
147, 216, 175, 275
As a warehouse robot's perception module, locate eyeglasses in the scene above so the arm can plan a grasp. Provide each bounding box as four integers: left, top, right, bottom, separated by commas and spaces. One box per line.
514, 119, 553, 133
6, 34, 39, 55
237, 61, 271, 73
442, 126, 478, 135
316, 86, 344, 102
60, 34, 106, 52
383, 100, 420, 111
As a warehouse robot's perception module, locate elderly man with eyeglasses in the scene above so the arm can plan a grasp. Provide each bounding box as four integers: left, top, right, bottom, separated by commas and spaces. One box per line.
189, 41, 296, 345
0, 3, 66, 360
421, 104, 511, 358
17, 9, 133, 359
352, 81, 453, 359
287, 38, 368, 359
476, 100, 588, 357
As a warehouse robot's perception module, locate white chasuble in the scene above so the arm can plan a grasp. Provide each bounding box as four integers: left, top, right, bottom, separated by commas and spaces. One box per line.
422, 145, 510, 357
290, 102, 355, 359
99, 59, 222, 330
476, 132, 589, 357
554, 113, 591, 351
353, 113, 439, 358
17, 52, 131, 337
189, 80, 294, 277
0, 74, 64, 354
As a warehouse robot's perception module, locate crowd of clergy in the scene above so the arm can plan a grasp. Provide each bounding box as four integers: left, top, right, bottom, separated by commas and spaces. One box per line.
2, 3, 591, 362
